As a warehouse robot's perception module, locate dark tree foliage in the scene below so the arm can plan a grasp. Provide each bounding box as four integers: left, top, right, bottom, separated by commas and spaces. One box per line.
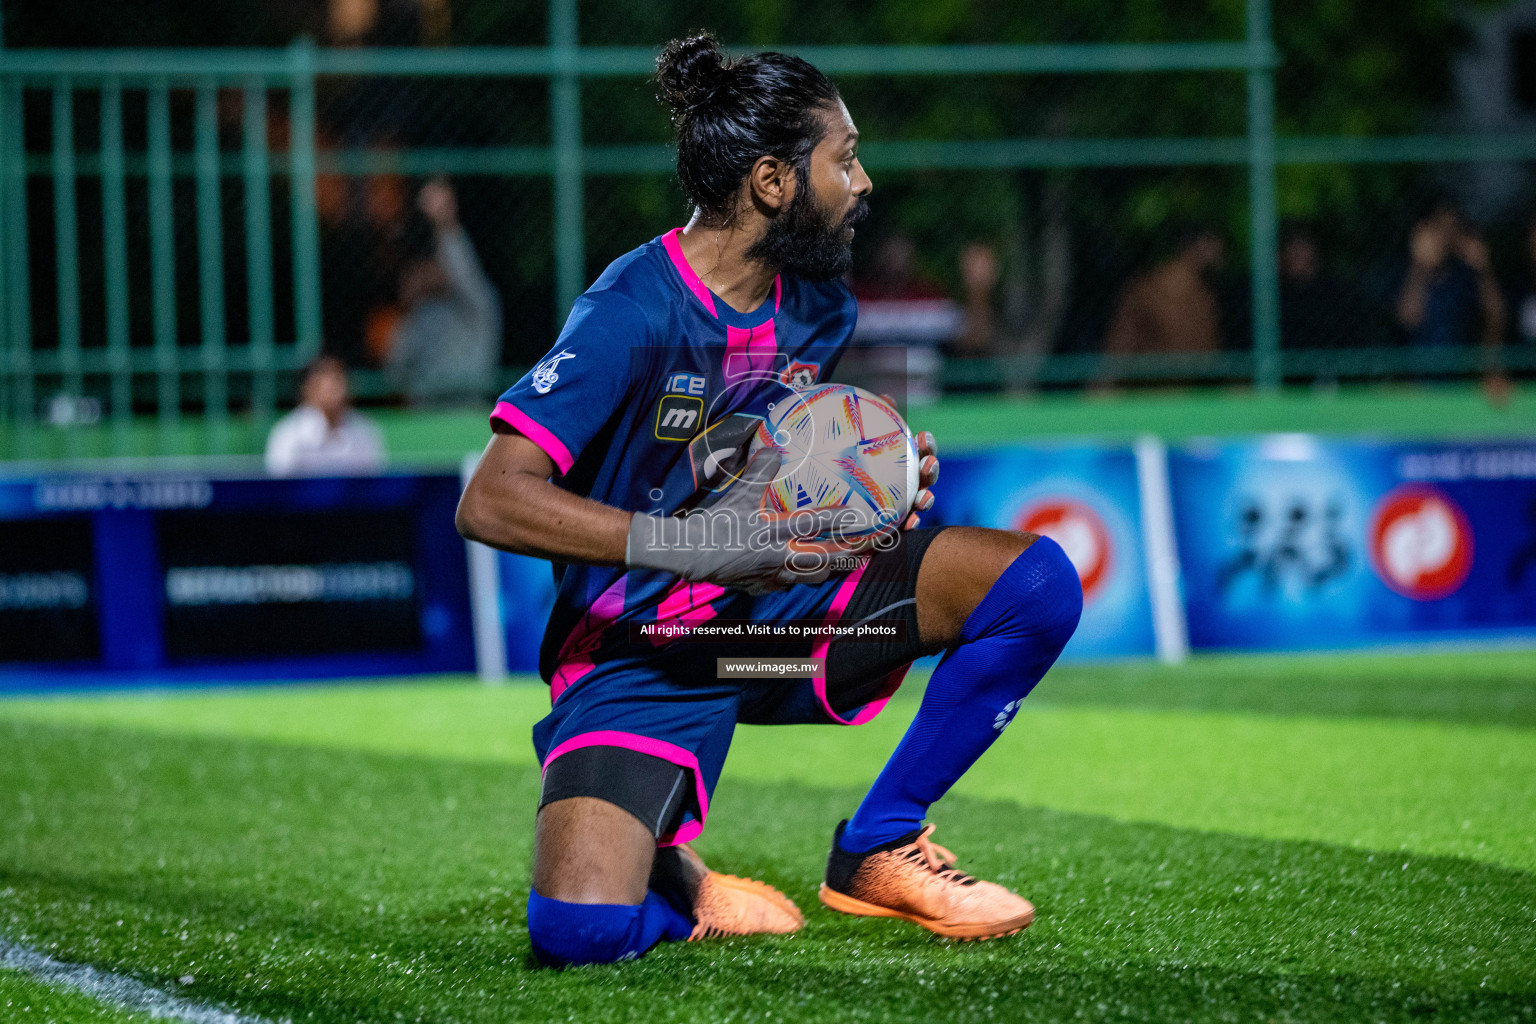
6, 0, 1508, 360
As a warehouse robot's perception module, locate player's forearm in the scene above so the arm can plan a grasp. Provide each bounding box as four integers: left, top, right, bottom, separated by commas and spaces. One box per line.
457, 466, 631, 566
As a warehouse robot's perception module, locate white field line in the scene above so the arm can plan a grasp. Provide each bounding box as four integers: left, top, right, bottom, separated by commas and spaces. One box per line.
0, 937, 281, 1024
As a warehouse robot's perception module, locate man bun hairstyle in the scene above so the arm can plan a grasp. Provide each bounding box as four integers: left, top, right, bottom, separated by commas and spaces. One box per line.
656, 32, 841, 223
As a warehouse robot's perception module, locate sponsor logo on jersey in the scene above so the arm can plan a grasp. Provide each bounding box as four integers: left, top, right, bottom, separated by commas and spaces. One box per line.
1017, 498, 1112, 604
665, 372, 707, 396
654, 395, 704, 442
531, 349, 576, 394
780, 361, 821, 389
1368, 484, 1473, 600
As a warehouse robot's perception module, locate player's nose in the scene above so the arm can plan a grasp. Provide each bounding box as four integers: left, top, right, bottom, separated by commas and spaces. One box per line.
852, 158, 872, 197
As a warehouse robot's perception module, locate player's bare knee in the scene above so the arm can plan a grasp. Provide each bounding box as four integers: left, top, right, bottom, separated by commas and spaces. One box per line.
995, 528, 1032, 568
532, 798, 656, 905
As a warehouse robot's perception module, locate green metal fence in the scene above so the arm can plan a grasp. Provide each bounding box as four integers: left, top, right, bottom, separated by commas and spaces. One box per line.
0, 41, 324, 458
3, 0, 1536, 459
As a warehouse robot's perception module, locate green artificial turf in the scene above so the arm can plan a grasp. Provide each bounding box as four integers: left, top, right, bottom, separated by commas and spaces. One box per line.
1033, 649, 1536, 728
0, 722, 1532, 1024
7, 652, 1535, 872
0, 970, 152, 1023
0, 651, 1533, 1022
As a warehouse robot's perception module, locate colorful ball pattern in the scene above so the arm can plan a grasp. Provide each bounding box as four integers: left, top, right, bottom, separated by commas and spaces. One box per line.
749, 383, 919, 539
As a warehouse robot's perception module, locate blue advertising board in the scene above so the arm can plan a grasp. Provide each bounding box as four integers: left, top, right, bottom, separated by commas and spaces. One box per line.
930, 445, 1160, 660
494, 550, 558, 674
0, 470, 476, 689
1169, 436, 1536, 651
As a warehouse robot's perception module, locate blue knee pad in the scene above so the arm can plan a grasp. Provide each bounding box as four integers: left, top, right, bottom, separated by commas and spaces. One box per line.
961, 534, 1083, 646
527, 890, 692, 968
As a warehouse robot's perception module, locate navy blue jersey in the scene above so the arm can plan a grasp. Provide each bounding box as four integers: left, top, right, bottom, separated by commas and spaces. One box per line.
490, 228, 858, 687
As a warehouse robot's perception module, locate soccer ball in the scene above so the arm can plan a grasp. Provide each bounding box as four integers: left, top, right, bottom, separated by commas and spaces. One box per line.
749, 383, 919, 540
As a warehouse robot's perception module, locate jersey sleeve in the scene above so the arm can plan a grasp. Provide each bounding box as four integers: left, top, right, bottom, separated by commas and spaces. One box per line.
490, 290, 648, 476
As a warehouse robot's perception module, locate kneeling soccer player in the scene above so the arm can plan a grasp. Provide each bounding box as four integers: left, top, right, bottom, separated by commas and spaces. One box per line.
456, 33, 1082, 967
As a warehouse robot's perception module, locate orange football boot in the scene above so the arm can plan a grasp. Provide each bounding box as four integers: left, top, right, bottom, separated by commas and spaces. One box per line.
657, 844, 804, 940
818, 821, 1034, 940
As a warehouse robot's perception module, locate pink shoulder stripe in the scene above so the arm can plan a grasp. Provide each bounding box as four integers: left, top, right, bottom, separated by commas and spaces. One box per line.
491, 401, 575, 476
661, 227, 718, 316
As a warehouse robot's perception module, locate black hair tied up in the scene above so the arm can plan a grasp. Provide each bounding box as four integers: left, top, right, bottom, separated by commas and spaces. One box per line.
656, 33, 730, 114
656, 32, 841, 222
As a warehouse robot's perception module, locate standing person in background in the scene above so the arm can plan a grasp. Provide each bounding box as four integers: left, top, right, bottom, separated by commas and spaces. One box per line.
1279, 222, 1376, 355
1392, 200, 1506, 399
265, 356, 387, 477
387, 178, 503, 407
952, 242, 1001, 358
942, 242, 1006, 394
1099, 223, 1225, 388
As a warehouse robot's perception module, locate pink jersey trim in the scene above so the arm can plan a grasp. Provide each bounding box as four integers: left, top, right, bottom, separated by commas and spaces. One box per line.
665, 820, 705, 846
542, 729, 710, 846
663, 227, 781, 326
724, 321, 778, 380
810, 559, 910, 725
549, 575, 628, 703
661, 227, 718, 317
490, 401, 575, 476
649, 579, 727, 645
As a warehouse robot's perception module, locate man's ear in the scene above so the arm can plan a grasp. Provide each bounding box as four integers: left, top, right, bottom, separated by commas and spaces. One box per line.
748, 154, 794, 213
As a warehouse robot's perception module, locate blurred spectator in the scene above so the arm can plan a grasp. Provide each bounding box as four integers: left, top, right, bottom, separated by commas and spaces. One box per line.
1101, 224, 1225, 384
386, 179, 502, 407
315, 123, 411, 370
850, 233, 958, 404
265, 356, 386, 477
327, 0, 446, 47
941, 242, 1007, 394
953, 242, 1001, 357
1279, 222, 1375, 351
1392, 201, 1505, 354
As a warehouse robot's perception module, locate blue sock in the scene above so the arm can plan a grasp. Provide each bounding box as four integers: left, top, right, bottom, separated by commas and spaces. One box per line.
527, 889, 693, 968
840, 536, 1082, 853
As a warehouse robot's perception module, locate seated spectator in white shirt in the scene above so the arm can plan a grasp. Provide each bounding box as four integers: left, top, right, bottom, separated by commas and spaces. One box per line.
264, 356, 386, 476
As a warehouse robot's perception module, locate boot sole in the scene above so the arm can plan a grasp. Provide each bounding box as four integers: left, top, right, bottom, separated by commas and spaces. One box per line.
818, 883, 1033, 940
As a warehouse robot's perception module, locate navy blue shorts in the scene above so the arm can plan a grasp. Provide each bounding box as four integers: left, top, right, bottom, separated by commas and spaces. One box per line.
533, 527, 946, 845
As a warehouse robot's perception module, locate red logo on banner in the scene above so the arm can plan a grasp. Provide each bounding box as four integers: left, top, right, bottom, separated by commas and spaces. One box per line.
1018, 499, 1112, 603
1368, 485, 1473, 600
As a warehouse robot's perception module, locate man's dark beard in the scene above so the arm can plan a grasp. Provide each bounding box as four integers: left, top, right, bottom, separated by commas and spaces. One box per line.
746, 171, 869, 281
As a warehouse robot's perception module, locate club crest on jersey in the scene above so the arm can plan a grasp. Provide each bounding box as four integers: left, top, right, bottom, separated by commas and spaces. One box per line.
531, 350, 576, 394
654, 395, 704, 442
780, 360, 821, 389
